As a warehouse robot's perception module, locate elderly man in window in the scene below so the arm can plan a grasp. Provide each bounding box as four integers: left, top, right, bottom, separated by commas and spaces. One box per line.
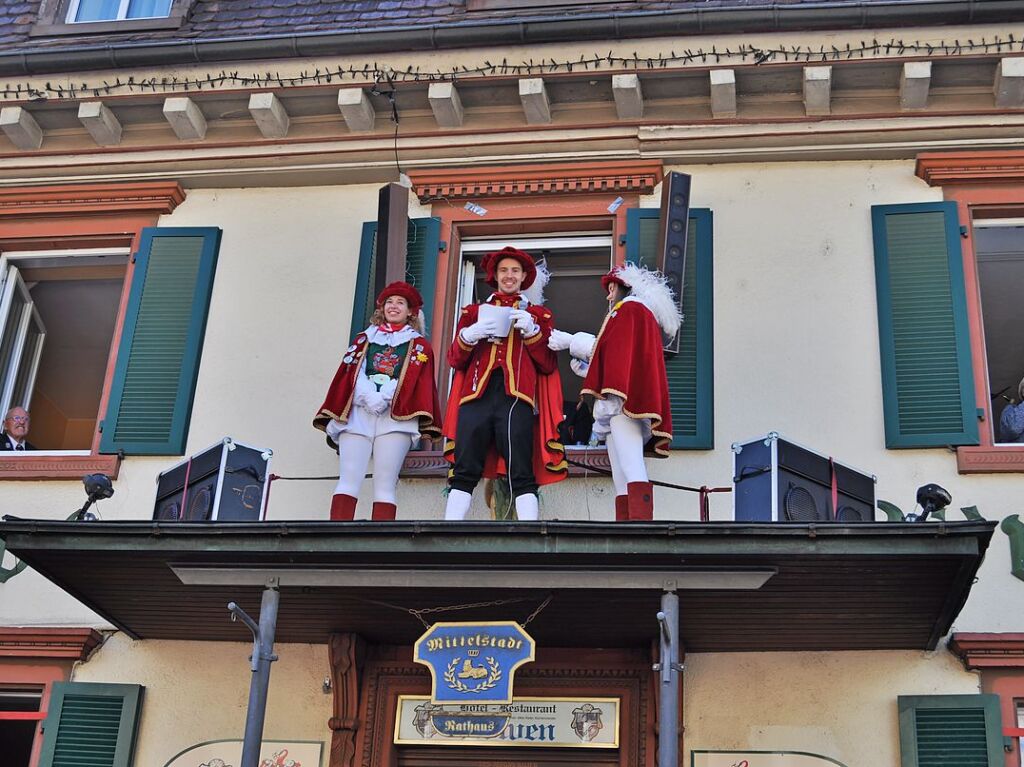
1, 407, 36, 451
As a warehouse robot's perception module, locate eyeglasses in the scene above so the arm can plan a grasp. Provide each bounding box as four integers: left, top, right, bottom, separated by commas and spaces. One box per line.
7, 415, 28, 424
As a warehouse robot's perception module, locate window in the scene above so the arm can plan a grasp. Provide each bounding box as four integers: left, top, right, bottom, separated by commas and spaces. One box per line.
0, 686, 43, 767
38, 682, 143, 767
1017, 700, 1023, 767
972, 219, 1024, 445
0, 249, 128, 452
66, 0, 171, 22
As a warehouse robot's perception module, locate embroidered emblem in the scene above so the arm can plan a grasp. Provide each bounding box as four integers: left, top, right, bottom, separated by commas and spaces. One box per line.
372, 346, 402, 377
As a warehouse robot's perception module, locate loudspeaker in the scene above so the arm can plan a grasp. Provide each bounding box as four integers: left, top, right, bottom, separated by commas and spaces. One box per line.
154, 437, 273, 522
656, 171, 691, 354
732, 433, 876, 523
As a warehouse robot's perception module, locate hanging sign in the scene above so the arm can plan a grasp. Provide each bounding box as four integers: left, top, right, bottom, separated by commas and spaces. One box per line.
394, 696, 619, 748
413, 621, 535, 705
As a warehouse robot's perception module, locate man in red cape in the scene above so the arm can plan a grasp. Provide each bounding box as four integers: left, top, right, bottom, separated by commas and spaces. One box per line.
549, 263, 680, 520
443, 246, 566, 521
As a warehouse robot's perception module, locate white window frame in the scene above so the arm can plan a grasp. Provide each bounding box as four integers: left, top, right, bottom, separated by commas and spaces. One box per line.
65, 0, 170, 23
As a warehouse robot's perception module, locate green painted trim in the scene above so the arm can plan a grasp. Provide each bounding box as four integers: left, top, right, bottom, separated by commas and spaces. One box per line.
100, 227, 222, 455
1001, 514, 1024, 582
625, 207, 714, 449
690, 750, 850, 767
351, 217, 441, 334
351, 220, 377, 336
897, 693, 1002, 767
871, 202, 979, 449
39, 682, 143, 767
877, 499, 906, 522
162, 739, 324, 767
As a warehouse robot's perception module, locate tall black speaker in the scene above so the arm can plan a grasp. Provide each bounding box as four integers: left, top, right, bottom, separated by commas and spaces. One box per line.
732, 433, 876, 523
656, 171, 691, 353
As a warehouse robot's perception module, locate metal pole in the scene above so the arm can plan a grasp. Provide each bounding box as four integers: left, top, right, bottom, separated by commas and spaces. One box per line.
657, 589, 680, 767
229, 578, 280, 767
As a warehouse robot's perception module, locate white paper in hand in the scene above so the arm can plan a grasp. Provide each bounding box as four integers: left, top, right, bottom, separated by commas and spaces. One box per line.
478, 304, 513, 338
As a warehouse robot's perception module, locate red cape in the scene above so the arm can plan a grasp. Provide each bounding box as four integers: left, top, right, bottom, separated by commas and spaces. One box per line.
582, 299, 673, 456
443, 366, 567, 486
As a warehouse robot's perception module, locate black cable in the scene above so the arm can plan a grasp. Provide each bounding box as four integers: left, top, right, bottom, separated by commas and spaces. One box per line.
563, 456, 730, 495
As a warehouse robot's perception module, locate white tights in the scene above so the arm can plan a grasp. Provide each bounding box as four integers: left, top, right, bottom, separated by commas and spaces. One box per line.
334, 432, 411, 504
606, 414, 648, 495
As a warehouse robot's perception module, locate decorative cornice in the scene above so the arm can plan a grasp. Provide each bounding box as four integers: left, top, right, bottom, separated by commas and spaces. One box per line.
0, 627, 103, 660
956, 446, 1024, 474
916, 151, 1024, 187
0, 453, 121, 481
949, 632, 1024, 669
0, 181, 186, 218
408, 160, 663, 203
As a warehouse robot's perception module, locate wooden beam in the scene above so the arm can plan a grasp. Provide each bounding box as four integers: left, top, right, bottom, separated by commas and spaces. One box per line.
803, 66, 832, 116
994, 56, 1024, 108
428, 82, 464, 128
0, 106, 43, 150
78, 101, 122, 146
519, 77, 552, 124
612, 74, 644, 119
899, 61, 932, 110
709, 69, 737, 118
248, 92, 290, 139
162, 97, 207, 140
337, 88, 375, 132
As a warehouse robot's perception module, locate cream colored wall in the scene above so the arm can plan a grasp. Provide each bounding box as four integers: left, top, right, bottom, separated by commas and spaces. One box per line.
74, 633, 332, 767
683, 649, 981, 767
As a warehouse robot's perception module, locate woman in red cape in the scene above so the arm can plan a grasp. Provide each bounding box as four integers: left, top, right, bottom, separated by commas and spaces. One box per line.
549, 263, 680, 521
314, 281, 441, 521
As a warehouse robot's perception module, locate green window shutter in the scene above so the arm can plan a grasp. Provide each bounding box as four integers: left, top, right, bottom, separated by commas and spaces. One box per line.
871, 203, 978, 448
39, 682, 143, 767
351, 217, 441, 335
898, 694, 1003, 767
100, 227, 222, 456
625, 207, 714, 449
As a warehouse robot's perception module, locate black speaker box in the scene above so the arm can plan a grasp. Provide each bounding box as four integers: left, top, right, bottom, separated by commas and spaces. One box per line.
732, 433, 876, 523
154, 438, 272, 522
656, 171, 691, 353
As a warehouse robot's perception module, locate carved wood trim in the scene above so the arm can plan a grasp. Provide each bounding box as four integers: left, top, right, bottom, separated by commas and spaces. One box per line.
0, 453, 121, 481
916, 151, 1024, 187
329, 633, 366, 767
0, 182, 186, 218
949, 632, 1024, 669
408, 161, 664, 203
0, 627, 103, 660
956, 445, 1024, 473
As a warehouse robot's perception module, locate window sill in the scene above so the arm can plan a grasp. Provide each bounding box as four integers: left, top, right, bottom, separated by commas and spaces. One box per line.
400, 446, 610, 478
30, 15, 184, 37
957, 445, 1024, 473
0, 453, 121, 481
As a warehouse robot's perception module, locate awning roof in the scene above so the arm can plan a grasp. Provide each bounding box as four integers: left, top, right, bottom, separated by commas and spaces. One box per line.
0, 519, 994, 652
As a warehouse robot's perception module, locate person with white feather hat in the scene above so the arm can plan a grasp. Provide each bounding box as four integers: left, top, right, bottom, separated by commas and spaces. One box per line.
549, 263, 680, 521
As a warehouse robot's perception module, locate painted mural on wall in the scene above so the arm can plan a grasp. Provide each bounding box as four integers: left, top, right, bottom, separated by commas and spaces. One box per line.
162, 740, 322, 767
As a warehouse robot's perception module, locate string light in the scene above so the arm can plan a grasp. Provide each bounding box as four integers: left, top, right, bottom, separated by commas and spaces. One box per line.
2, 34, 1022, 102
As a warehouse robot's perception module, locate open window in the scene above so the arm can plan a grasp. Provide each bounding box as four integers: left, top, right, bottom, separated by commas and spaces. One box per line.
0, 248, 127, 452
0, 686, 44, 767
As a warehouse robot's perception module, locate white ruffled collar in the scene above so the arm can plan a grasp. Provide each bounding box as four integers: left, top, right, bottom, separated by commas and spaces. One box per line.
364, 324, 420, 346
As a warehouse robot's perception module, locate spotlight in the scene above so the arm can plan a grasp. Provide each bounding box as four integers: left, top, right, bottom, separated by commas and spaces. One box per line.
72, 474, 114, 521
907, 483, 952, 523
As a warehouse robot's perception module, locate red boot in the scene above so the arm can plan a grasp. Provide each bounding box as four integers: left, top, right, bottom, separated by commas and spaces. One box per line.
614, 495, 629, 522
627, 482, 654, 521
371, 501, 397, 521
329, 494, 358, 521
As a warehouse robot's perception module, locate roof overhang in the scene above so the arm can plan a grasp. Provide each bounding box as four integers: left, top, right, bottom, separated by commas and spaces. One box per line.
0, 519, 994, 652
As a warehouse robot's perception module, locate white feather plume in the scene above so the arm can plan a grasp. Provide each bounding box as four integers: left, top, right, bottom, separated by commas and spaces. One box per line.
522, 258, 551, 306
614, 262, 682, 338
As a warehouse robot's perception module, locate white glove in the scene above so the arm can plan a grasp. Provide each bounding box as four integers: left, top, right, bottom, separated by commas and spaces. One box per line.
460, 317, 500, 345
379, 377, 398, 402
570, 357, 590, 378
510, 308, 539, 337
548, 329, 572, 351
354, 373, 376, 400
363, 389, 388, 415
569, 332, 597, 361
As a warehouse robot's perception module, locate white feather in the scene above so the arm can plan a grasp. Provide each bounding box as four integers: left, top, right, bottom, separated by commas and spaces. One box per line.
614, 262, 682, 337
521, 258, 550, 306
